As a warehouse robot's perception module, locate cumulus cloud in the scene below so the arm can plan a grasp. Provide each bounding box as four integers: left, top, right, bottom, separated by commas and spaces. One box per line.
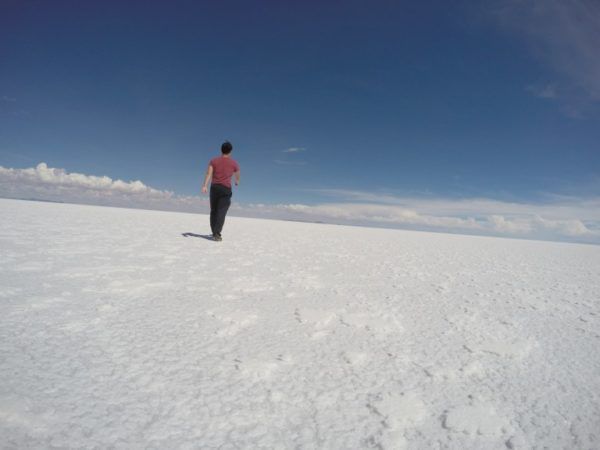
0, 163, 207, 212
488, 215, 533, 234
1, 163, 599, 244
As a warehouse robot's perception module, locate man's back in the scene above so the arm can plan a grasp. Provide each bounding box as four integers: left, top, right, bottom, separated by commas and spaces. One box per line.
209, 156, 239, 188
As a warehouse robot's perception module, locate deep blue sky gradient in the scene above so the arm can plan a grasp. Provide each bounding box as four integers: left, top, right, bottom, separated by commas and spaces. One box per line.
1, 0, 598, 205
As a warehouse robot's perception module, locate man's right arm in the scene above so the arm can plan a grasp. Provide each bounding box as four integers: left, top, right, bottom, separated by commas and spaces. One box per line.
202, 165, 213, 193
234, 170, 240, 186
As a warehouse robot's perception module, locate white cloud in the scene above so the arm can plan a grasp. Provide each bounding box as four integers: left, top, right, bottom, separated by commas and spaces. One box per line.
526, 83, 558, 99
0, 163, 207, 212
532, 215, 591, 237
276, 147, 307, 165
309, 189, 600, 222
493, 0, 600, 106
488, 215, 533, 234
1, 163, 599, 244
274, 159, 307, 166
1, 163, 166, 195
236, 189, 600, 243
282, 147, 305, 153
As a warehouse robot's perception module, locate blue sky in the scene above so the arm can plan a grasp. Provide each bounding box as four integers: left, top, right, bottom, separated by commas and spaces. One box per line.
1, 1, 599, 242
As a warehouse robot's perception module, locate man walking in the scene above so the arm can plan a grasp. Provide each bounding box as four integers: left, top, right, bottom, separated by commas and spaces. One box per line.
202, 141, 240, 241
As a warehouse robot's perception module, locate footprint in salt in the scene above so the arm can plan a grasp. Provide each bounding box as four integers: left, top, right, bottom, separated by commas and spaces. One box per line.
97, 303, 116, 313
237, 359, 280, 380
341, 351, 369, 367
208, 310, 259, 337
294, 308, 337, 328
236, 354, 293, 381
368, 391, 428, 447
294, 308, 338, 339
340, 312, 403, 337
464, 339, 536, 360
442, 403, 511, 439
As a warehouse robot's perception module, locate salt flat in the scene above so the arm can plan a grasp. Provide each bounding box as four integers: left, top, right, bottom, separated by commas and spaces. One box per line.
1, 198, 599, 449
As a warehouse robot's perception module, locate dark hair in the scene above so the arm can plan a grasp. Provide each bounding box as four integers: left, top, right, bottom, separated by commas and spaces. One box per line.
221, 141, 233, 154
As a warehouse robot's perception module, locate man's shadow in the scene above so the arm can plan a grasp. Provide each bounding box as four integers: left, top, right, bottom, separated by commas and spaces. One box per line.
182, 232, 214, 241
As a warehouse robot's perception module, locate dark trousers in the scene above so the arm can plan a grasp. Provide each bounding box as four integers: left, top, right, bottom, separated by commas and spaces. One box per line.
210, 184, 232, 236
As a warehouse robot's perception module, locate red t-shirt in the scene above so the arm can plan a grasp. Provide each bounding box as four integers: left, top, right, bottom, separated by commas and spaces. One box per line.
209, 156, 239, 188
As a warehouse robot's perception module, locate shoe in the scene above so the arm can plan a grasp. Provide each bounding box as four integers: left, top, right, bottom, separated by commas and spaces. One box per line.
213, 234, 222, 241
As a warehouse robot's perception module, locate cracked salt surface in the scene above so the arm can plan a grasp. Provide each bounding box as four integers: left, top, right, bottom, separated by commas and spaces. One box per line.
1, 198, 600, 448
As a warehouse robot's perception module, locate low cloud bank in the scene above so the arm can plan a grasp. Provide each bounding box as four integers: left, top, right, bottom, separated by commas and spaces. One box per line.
0, 163, 207, 212
1, 163, 599, 244
236, 202, 599, 243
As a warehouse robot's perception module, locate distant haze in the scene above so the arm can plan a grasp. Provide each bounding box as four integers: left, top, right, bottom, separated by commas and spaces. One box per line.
1, 162, 598, 244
